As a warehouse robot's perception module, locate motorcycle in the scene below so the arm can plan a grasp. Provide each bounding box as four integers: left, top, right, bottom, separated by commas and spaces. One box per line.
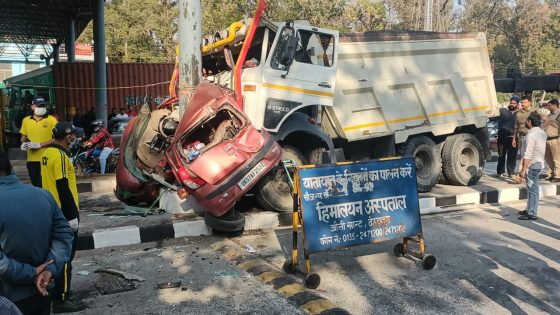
70, 136, 119, 175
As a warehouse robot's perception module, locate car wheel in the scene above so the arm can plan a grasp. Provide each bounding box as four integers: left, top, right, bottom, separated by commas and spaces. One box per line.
256, 146, 307, 213
204, 208, 245, 233
441, 133, 484, 186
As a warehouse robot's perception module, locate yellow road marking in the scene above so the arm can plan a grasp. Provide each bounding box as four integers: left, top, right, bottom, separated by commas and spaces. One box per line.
238, 259, 264, 271
301, 299, 339, 314
263, 83, 335, 98
257, 271, 286, 283
277, 283, 309, 297
342, 105, 490, 131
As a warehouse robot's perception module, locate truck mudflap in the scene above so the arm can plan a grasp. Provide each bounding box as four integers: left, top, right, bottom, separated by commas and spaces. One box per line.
274, 112, 337, 163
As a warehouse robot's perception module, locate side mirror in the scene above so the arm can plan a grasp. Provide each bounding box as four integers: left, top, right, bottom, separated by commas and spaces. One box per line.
280, 35, 298, 67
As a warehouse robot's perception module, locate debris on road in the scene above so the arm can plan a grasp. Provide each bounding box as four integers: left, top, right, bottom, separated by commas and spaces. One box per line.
246, 244, 256, 254
95, 268, 146, 282
77, 270, 90, 276
157, 281, 181, 289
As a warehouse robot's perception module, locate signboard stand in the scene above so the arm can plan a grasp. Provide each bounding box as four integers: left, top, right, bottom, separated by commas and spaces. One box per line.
282, 158, 437, 289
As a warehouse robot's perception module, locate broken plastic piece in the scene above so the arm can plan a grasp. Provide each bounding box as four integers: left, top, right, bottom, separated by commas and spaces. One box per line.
157, 281, 181, 289
95, 268, 146, 282
246, 244, 256, 253
77, 270, 90, 276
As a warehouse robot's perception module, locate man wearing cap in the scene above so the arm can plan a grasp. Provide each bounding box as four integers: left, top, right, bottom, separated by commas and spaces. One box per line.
20, 97, 58, 187
544, 99, 560, 182
497, 96, 519, 178
40, 122, 86, 313
512, 96, 535, 167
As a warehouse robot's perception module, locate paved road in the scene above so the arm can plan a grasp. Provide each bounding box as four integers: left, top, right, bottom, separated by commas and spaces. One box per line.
71, 237, 303, 315
70, 197, 560, 314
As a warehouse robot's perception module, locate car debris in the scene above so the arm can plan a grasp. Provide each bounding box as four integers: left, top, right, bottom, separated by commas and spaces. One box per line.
115, 83, 283, 233
95, 268, 146, 282
157, 281, 182, 289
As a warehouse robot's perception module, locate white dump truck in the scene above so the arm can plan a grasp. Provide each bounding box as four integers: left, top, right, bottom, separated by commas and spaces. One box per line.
201, 19, 498, 212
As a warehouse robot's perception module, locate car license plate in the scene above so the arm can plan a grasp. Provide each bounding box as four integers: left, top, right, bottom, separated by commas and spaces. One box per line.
238, 161, 266, 190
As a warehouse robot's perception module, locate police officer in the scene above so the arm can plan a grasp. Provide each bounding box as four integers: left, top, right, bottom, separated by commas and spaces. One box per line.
40, 122, 86, 313
512, 96, 535, 165
20, 97, 58, 187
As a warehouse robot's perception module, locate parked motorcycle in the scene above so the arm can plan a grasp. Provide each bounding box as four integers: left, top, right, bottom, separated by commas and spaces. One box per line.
70, 136, 119, 175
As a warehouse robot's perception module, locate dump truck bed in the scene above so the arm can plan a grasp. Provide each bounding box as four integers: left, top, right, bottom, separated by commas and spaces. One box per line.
329, 31, 497, 144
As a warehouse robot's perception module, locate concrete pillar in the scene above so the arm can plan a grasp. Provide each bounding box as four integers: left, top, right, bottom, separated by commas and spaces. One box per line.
67, 16, 76, 63
178, 0, 202, 117
52, 43, 60, 64
93, 0, 107, 124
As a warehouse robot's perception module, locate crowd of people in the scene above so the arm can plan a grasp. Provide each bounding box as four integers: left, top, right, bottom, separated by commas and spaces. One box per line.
496, 95, 560, 221
0, 97, 129, 314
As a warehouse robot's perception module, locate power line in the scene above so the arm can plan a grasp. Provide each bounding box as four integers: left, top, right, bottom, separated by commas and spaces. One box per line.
8, 80, 172, 90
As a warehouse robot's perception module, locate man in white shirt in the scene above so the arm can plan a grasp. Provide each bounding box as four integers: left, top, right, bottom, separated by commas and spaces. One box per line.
115, 107, 129, 119
518, 112, 547, 220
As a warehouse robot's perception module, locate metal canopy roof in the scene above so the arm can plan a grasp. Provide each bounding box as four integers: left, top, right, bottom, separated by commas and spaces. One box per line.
0, 0, 93, 46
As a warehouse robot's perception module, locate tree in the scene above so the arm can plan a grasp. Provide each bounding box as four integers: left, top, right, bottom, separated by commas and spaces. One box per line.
384, 0, 456, 31
78, 0, 177, 63
458, 0, 552, 75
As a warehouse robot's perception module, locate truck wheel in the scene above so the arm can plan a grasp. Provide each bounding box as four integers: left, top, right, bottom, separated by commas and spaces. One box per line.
256, 146, 306, 213
437, 141, 447, 184
399, 136, 441, 192
204, 208, 245, 234
441, 133, 484, 186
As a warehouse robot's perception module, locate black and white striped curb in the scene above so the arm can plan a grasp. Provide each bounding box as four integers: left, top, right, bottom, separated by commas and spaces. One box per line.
77, 183, 560, 251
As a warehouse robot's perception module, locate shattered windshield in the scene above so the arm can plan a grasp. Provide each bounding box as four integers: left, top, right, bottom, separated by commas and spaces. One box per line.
270, 27, 295, 70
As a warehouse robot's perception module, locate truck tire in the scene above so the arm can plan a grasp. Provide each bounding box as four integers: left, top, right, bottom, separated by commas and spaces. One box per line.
204, 209, 245, 233
399, 136, 441, 192
256, 146, 306, 213
441, 133, 484, 186
437, 141, 447, 184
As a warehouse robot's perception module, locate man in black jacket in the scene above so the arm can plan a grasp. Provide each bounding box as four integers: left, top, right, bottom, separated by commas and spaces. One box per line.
0, 152, 73, 315
497, 96, 520, 178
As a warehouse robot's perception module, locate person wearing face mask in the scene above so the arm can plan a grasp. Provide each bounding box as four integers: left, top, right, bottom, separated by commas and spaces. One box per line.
40, 122, 86, 313
497, 96, 520, 178
19, 97, 58, 187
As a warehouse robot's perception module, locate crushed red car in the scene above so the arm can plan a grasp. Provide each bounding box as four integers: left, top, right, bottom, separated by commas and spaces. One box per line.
115, 83, 283, 232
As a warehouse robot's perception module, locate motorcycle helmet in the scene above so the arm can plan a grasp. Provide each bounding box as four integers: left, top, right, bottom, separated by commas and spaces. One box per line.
91, 119, 103, 132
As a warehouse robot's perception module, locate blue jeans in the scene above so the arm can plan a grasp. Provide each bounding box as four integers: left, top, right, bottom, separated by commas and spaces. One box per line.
526, 163, 542, 216
99, 147, 113, 175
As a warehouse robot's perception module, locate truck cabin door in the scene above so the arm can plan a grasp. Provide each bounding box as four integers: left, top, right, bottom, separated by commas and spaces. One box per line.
260, 23, 338, 132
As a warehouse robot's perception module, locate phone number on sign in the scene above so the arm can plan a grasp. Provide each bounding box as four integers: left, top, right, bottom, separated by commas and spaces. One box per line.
319, 224, 406, 246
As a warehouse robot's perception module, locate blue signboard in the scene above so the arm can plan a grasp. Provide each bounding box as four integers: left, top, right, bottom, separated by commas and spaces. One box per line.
297, 158, 422, 253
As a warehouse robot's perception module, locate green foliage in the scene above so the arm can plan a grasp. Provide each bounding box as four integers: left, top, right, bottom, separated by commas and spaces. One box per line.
76, 0, 559, 76
78, 0, 177, 63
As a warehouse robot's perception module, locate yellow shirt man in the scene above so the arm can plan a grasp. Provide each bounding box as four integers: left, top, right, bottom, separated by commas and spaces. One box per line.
40, 121, 82, 307
41, 144, 79, 216
19, 97, 57, 187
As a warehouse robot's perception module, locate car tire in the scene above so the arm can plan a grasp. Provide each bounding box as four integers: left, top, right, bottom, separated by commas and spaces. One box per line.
204, 208, 245, 233
398, 136, 441, 192
441, 133, 484, 186
256, 146, 307, 213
